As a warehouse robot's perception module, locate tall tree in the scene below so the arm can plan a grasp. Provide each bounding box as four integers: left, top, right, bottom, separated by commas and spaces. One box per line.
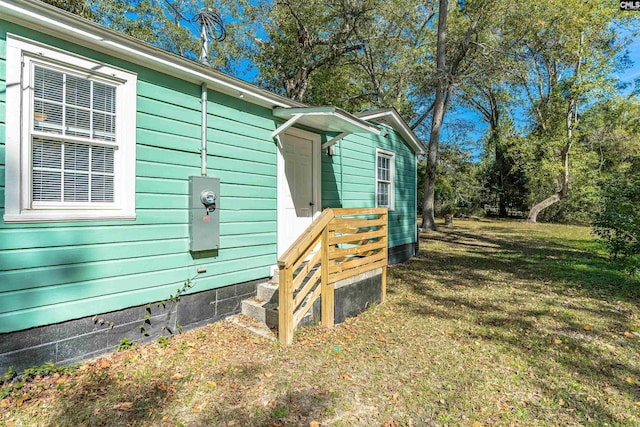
420, 0, 449, 230
236, 0, 437, 113
501, 1, 629, 223
420, 0, 501, 230
246, 0, 377, 102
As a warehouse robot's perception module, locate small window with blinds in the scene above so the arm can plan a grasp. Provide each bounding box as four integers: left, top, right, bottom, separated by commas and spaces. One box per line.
376, 149, 395, 210
4, 36, 137, 222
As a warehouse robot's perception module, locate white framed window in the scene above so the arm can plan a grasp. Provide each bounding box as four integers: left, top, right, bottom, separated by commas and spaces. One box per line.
376, 148, 395, 210
4, 35, 137, 222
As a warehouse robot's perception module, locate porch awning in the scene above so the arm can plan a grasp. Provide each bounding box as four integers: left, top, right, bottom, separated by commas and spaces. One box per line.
271, 106, 381, 146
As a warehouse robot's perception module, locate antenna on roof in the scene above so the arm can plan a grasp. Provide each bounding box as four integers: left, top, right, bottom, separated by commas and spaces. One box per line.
196, 7, 226, 64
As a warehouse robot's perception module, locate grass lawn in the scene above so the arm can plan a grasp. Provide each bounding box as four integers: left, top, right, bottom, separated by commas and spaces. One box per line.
2, 219, 640, 426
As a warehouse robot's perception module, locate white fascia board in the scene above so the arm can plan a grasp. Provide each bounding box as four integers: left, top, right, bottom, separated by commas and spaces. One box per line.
0, 0, 304, 110
333, 109, 381, 135
358, 109, 425, 155
273, 106, 338, 117
273, 107, 380, 135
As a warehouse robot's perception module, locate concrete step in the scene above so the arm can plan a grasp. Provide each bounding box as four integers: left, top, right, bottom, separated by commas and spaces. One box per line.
241, 296, 279, 328
226, 314, 276, 341
257, 282, 279, 304
240, 271, 317, 334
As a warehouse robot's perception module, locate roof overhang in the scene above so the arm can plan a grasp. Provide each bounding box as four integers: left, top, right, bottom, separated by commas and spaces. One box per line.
272, 107, 381, 141
0, 0, 304, 110
357, 108, 425, 155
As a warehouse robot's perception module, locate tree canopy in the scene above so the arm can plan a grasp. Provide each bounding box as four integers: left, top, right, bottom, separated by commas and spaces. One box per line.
47, 0, 640, 232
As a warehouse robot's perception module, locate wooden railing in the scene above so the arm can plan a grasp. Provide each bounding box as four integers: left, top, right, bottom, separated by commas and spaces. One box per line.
277, 208, 388, 345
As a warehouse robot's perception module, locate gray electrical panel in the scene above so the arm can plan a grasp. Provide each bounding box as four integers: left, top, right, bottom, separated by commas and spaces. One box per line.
189, 176, 220, 252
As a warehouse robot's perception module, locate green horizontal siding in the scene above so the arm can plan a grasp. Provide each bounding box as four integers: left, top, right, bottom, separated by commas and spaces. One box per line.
0, 265, 270, 333
0, 22, 278, 333
0, 19, 418, 334
321, 129, 417, 249
1, 252, 276, 310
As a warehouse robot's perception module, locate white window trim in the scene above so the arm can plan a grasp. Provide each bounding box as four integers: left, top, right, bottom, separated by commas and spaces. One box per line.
4, 34, 137, 223
375, 147, 395, 210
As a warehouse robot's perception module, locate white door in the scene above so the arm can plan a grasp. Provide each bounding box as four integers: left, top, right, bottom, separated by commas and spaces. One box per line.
277, 129, 320, 257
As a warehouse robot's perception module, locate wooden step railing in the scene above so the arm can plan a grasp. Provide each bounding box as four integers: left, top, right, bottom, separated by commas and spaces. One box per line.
277, 208, 388, 345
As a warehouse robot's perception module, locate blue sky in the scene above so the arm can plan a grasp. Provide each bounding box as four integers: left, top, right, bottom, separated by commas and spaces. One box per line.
620, 35, 640, 91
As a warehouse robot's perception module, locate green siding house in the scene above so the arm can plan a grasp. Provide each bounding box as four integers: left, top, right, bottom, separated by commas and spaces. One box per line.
0, 0, 424, 371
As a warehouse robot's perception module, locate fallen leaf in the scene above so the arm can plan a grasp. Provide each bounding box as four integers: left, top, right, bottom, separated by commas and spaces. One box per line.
472, 423, 483, 427
269, 400, 278, 408
157, 383, 167, 391
553, 338, 562, 345
624, 331, 635, 339
96, 358, 111, 369
584, 325, 592, 331
264, 372, 273, 379
0, 399, 11, 408
114, 402, 134, 411
171, 373, 184, 380
309, 421, 321, 427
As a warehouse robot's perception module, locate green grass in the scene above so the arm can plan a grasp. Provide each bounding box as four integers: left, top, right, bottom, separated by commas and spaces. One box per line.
2, 219, 639, 426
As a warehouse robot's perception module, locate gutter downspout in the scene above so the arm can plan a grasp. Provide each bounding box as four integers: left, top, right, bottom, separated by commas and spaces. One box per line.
201, 83, 207, 176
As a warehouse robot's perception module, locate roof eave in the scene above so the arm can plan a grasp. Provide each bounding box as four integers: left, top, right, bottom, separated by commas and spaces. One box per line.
272, 106, 381, 137
357, 109, 425, 155
0, 0, 305, 110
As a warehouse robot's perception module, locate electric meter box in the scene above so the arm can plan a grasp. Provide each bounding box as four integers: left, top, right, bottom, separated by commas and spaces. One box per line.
189, 176, 220, 252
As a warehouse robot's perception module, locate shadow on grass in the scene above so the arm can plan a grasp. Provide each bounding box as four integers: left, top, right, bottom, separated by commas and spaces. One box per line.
47, 364, 171, 426
422, 226, 639, 301
391, 222, 640, 424
46, 357, 336, 426
196, 387, 336, 426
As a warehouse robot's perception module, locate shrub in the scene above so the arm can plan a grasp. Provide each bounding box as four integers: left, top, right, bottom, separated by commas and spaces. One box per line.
593, 161, 640, 273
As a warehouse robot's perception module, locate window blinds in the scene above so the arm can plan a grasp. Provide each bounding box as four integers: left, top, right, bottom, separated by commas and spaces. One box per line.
377, 155, 391, 207
32, 65, 116, 203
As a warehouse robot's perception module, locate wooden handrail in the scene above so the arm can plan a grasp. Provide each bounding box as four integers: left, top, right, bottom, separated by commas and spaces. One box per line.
278, 207, 388, 345
278, 209, 335, 269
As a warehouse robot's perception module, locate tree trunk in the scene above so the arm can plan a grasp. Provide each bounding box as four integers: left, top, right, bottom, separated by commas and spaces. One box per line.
527, 33, 583, 224
527, 128, 572, 223
527, 192, 561, 223
421, 0, 448, 232
496, 139, 508, 217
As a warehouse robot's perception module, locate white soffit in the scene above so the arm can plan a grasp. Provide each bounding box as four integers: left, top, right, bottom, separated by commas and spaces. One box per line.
272, 106, 381, 139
